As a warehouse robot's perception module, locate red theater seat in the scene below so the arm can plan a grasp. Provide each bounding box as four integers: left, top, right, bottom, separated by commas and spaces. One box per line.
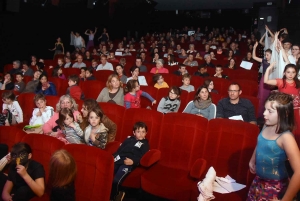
141, 113, 208, 201
93, 70, 114, 81
190, 119, 258, 201
18, 93, 36, 123
45, 95, 59, 110
64, 144, 114, 201
233, 79, 258, 97
21, 134, 64, 183
139, 86, 158, 108
80, 80, 105, 99
0, 126, 26, 151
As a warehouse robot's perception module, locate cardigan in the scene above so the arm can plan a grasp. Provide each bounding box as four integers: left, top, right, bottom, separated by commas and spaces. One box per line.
96, 87, 124, 106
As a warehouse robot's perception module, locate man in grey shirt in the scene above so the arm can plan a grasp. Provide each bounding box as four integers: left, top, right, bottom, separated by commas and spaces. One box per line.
136, 57, 147, 72
72, 55, 86, 68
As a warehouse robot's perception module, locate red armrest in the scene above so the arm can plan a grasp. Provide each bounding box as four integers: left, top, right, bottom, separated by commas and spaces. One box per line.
190, 158, 207, 179
140, 149, 161, 167
105, 141, 121, 154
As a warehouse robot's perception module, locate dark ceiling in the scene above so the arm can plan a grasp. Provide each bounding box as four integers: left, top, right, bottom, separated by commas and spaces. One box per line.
154, 0, 277, 10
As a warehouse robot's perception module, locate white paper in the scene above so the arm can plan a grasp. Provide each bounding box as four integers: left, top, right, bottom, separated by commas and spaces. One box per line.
213, 181, 230, 194
115, 52, 123, 56
240, 61, 253, 70
215, 177, 246, 193
228, 115, 243, 121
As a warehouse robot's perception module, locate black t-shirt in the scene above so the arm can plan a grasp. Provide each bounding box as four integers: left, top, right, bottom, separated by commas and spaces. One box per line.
8, 160, 45, 200
4, 82, 14, 90
50, 182, 75, 201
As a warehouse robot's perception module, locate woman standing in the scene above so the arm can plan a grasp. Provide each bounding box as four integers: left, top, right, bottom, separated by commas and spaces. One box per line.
49, 37, 64, 58
85, 27, 97, 50
98, 28, 109, 43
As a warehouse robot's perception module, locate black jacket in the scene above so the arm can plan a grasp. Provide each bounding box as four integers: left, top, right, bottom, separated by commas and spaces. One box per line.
113, 136, 149, 166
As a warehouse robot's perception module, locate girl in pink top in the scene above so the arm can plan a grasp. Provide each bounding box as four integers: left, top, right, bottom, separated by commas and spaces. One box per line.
150, 59, 169, 74
264, 63, 300, 108
42, 95, 80, 135
124, 80, 156, 109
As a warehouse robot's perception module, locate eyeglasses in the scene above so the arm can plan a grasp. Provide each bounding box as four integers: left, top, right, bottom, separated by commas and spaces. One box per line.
228, 90, 240, 93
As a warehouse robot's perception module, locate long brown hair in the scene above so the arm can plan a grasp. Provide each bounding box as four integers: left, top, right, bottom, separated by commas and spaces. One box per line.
58, 108, 74, 129
49, 149, 77, 187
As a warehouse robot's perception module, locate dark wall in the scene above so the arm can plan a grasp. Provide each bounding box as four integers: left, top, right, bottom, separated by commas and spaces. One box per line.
0, 1, 257, 71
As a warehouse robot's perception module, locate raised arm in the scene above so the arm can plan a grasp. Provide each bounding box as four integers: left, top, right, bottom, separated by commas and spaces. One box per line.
84, 29, 89, 35
94, 27, 98, 35
264, 62, 277, 86
265, 25, 274, 39
252, 42, 262, 63
279, 42, 290, 64
259, 32, 266, 46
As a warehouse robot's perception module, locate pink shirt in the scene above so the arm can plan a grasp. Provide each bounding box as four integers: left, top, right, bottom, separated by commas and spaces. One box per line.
150, 67, 169, 74
42, 111, 80, 134
276, 79, 299, 96
124, 90, 143, 108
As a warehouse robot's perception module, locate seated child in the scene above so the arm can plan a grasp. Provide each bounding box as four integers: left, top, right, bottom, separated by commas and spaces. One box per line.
14, 73, 25, 93
124, 80, 156, 109
29, 94, 54, 126
214, 65, 228, 79
2, 143, 45, 201
83, 107, 109, 149
58, 108, 84, 144
157, 86, 181, 114
194, 66, 209, 77
49, 150, 76, 201
52, 67, 66, 80
85, 68, 96, 81
173, 64, 188, 76
79, 67, 87, 81
180, 74, 195, 93
2, 91, 23, 125
153, 73, 169, 89
111, 121, 150, 200
66, 75, 85, 101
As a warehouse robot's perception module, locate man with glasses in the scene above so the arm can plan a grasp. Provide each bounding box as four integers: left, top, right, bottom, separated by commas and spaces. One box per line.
216, 83, 257, 124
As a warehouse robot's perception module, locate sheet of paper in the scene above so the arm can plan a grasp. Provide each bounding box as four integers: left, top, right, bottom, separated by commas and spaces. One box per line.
215, 178, 246, 193
115, 52, 123, 56
240, 61, 253, 70
228, 115, 243, 121
213, 181, 230, 194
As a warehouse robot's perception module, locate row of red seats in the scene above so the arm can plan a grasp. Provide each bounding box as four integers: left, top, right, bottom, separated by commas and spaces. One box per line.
0, 110, 259, 201
0, 127, 114, 201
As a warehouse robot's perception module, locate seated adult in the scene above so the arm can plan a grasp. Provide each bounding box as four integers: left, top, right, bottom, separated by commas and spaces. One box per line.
8, 60, 22, 75
0, 73, 14, 90
199, 54, 215, 68
136, 57, 147, 72
96, 74, 124, 106
186, 44, 197, 56
72, 55, 86, 68
243, 51, 255, 63
96, 55, 113, 71
183, 54, 198, 67
150, 59, 169, 74
178, 49, 188, 59
167, 54, 178, 66
151, 53, 160, 64
78, 99, 117, 143
21, 61, 34, 77
216, 83, 257, 124
42, 95, 80, 135
126, 66, 148, 86
115, 64, 127, 85
225, 58, 237, 70
107, 52, 119, 63
230, 42, 241, 56
174, 64, 188, 76
183, 86, 216, 120
22, 70, 42, 93
35, 74, 57, 96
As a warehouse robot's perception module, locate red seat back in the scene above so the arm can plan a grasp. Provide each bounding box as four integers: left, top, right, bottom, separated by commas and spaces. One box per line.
63, 144, 114, 201
80, 81, 106, 100
18, 93, 36, 124
0, 126, 26, 152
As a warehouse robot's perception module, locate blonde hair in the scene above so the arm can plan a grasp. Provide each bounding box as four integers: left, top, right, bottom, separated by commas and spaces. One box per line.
49, 149, 77, 187
106, 74, 121, 90
56, 95, 78, 112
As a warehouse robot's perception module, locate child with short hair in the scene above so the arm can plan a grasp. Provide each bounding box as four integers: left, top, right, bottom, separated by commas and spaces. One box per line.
214, 65, 228, 79
83, 107, 109, 149
29, 94, 54, 126
52, 67, 66, 80
49, 149, 76, 201
173, 64, 188, 76
2, 91, 23, 125
58, 108, 84, 144
153, 73, 169, 89
14, 73, 25, 93
124, 80, 156, 109
85, 68, 96, 81
66, 75, 85, 101
2, 142, 45, 201
157, 86, 181, 114
111, 121, 150, 200
248, 92, 300, 200
194, 66, 209, 78
180, 74, 195, 92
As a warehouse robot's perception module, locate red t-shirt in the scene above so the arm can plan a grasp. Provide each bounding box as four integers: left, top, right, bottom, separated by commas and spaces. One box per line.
276, 79, 300, 108
124, 90, 143, 108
